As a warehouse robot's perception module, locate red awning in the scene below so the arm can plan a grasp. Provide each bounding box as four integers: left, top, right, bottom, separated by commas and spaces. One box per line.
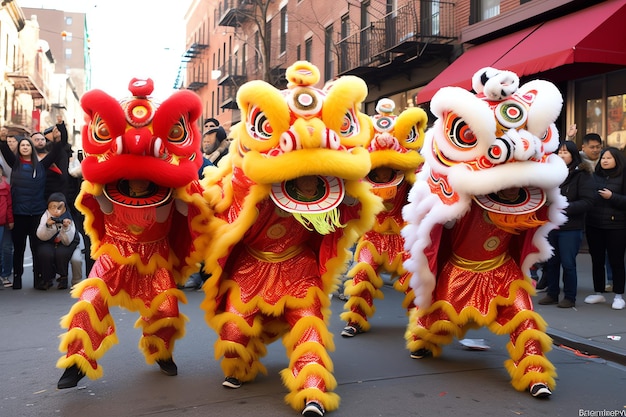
417, 0, 626, 104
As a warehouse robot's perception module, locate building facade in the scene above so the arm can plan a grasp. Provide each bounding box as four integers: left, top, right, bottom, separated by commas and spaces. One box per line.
180, 0, 626, 146
1, 1, 89, 147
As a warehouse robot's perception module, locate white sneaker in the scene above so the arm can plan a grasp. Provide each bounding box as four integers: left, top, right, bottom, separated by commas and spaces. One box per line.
584, 294, 606, 304
612, 296, 625, 310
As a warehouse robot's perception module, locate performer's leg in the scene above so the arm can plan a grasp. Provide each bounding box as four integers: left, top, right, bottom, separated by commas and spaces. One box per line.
493, 288, 556, 397
214, 293, 267, 386
405, 305, 461, 358
136, 288, 187, 376
281, 296, 339, 415
57, 278, 118, 388
394, 267, 416, 312
340, 244, 383, 335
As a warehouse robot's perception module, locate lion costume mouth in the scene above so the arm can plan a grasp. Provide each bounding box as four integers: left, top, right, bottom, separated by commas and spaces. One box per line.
270, 175, 345, 214
104, 180, 172, 208
473, 186, 546, 215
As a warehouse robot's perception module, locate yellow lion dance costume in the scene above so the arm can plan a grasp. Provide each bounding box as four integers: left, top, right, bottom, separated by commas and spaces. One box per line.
200, 61, 382, 416
340, 98, 427, 337
402, 67, 567, 398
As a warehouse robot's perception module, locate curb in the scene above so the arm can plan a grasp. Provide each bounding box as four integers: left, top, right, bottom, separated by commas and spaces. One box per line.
547, 327, 626, 367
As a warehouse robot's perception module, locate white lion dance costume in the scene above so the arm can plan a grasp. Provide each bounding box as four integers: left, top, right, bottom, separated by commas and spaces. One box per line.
340, 98, 427, 337
57, 79, 207, 389
402, 67, 567, 398
200, 61, 382, 416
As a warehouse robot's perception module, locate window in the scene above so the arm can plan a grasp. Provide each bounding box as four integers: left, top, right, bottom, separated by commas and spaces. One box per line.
573, 69, 626, 148
470, 0, 500, 24
340, 14, 349, 73
305, 38, 312, 62
360, 1, 371, 64
421, 0, 440, 36
254, 32, 260, 69
324, 24, 334, 82
280, 7, 288, 54
65, 16, 72, 25
64, 48, 72, 59
242, 43, 247, 76
296, 44, 301, 61
63, 32, 73, 42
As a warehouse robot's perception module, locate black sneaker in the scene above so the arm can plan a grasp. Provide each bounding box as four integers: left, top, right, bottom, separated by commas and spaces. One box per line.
222, 376, 242, 389
340, 323, 363, 337
530, 382, 552, 398
57, 365, 86, 389
410, 348, 432, 359
157, 358, 178, 376
302, 400, 324, 417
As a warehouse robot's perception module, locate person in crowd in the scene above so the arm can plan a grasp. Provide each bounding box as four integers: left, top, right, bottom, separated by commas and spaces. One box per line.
0, 135, 17, 287
67, 149, 92, 283
0, 120, 67, 290
584, 147, 626, 310
0, 165, 14, 290
35, 119, 71, 200
565, 125, 612, 290
35, 192, 79, 290
578, 130, 603, 170
201, 118, 229, 165
538, 140, 595, 308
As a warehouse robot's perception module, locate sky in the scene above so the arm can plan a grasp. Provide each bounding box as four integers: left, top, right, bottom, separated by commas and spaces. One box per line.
19, 0, 193, 100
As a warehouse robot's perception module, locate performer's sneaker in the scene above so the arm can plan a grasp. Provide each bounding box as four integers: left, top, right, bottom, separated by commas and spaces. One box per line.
341, 323, 363, 337
410, 348, 432, 359
530, 382, 552, 398
222, 376, 242, 389
157, 358, 178, 376
57, 365, 86, 389
302, 400, 324, 416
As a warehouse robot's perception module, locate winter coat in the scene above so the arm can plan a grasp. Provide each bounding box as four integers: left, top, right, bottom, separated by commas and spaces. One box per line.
586, 171, 626, 230
560, 163, 595, 230
0, 178, 13, 226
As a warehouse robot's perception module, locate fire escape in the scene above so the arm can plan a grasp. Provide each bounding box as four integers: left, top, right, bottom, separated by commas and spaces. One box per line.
216, 0, 255, 110
336, 0, 456, 83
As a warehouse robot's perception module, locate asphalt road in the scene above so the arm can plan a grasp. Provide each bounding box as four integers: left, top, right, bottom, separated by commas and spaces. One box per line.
1, 280, 625, 417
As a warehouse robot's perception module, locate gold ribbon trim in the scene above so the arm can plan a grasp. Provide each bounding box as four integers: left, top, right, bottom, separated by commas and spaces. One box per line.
449, 252, 509, 272
246, 245, 305, 263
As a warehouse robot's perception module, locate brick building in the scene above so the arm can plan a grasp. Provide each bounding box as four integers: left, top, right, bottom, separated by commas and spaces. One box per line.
180, 0, 626, 145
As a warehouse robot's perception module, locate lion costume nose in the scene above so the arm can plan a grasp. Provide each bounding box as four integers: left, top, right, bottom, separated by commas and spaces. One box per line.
123, 128, 153, 155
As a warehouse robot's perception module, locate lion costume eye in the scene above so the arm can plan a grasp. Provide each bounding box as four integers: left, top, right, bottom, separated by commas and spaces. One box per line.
405, 125, 418, 144
248, 105, 273, 141
444, 112, 476, 149
93, 115, 113, 144
168, 120, 187, 143
339, 109, 359, 138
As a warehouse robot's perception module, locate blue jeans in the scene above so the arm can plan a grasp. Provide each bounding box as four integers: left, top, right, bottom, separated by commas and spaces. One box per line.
544, 229, 583, 302
0, 227, 11, 278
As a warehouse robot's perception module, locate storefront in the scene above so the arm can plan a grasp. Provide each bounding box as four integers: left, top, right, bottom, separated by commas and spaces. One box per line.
410, 0, 626, 144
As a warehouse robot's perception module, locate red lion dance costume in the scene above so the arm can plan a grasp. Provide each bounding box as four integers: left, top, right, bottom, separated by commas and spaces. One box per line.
57, 79, 207, 389
402, 68, 567, 398
200, 62, 382, 416
340, 98, 427, 337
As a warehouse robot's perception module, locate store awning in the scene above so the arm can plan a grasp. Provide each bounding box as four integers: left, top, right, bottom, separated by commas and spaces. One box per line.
417, 0, 626, 104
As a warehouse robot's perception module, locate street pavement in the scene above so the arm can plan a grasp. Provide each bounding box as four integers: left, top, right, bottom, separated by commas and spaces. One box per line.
0, 252, 625, 417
